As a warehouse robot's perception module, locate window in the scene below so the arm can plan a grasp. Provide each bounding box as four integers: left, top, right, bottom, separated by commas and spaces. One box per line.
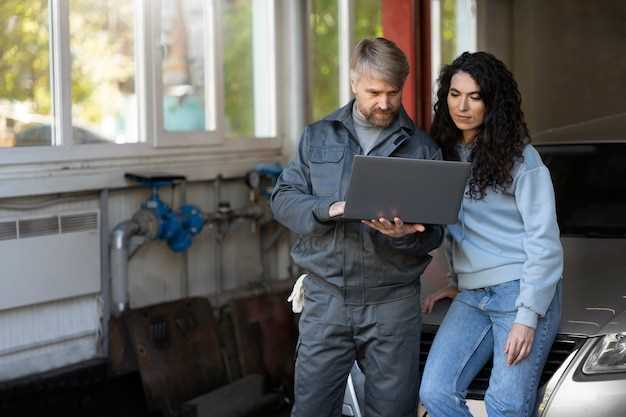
160, 0, 213, 134
70, 0, 137, 144
431, 0, 477, 96
353, 0, 382, 41
223, 0, 254, 137
155, 0, 278, 146
309, 0, 339, 122
308, 0, 382, 123
222, 0, 276, 139
0, 0, 52, 147
0, 0, 281, 155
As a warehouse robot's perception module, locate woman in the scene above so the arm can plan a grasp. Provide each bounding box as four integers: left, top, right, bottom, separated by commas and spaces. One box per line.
419, 51, 563, 417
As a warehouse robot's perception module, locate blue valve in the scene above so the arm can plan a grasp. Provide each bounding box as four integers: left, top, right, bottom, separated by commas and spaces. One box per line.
180, 204, 205, 236
128, 173, 206, 252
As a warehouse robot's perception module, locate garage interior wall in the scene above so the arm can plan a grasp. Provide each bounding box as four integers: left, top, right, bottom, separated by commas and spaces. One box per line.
0, 0, 307, 318
477, 0, 626, 134
0, 183, 290, 310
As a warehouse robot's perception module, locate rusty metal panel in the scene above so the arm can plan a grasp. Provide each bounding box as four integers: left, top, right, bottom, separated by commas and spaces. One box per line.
109, 316, 138, 375
216, 307, 243, 382
228, 292, 297, 390
123, 298, 226, 413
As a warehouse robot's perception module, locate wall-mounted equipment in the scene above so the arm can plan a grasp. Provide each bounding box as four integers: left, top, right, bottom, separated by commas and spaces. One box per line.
125, 172, 205, 253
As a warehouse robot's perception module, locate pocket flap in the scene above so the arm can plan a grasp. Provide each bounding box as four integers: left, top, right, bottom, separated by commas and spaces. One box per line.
310, 146, 345, 163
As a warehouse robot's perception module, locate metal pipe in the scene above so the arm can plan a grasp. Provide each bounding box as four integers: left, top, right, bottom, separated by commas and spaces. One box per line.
99, 189, 110, 356
285, 0, 308, 153
111, 220, 140, 316
214, 175, 223, 293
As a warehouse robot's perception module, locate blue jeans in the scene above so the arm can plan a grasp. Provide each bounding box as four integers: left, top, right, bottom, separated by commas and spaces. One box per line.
420, 280, 561, 417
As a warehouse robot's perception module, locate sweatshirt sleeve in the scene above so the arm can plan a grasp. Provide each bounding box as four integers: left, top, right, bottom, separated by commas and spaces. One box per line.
270, 127, 337, 236
514, 166, 563, 328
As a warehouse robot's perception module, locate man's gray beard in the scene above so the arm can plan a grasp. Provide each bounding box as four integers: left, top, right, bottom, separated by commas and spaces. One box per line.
366, 111, 396, 128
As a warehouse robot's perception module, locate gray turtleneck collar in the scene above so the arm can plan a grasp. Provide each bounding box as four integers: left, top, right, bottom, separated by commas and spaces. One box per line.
352, 101, 383, 155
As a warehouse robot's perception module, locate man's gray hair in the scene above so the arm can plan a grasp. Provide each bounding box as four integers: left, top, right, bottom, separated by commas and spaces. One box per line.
350, 37, 410, 88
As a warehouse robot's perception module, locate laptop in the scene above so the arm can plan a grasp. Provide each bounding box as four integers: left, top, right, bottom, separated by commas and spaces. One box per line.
342, 155, 471, 225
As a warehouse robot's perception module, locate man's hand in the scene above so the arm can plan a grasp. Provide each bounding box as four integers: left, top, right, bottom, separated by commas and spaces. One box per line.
504, 323, 535, 365
421, 286, 459, 314
362, 217, 425, 238
329, 201, 346, 218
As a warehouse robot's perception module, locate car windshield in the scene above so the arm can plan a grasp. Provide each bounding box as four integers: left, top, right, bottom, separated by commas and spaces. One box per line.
537, 143, 626, 238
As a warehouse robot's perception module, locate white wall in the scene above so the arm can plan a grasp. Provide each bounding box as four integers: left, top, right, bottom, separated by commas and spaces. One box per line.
0, 178, 291, 307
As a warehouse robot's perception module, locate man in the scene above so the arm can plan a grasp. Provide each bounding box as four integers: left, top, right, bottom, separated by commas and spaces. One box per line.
271, 38, 443, 417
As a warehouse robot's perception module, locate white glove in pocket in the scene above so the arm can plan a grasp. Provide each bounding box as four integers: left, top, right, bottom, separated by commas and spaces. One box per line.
287, 274, 307, 313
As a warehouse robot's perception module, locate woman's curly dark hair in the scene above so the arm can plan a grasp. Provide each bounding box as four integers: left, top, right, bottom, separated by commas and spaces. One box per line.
431, 51, 530, 199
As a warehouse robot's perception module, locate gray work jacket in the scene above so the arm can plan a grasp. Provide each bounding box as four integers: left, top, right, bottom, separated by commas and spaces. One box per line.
271, 100, 444, 304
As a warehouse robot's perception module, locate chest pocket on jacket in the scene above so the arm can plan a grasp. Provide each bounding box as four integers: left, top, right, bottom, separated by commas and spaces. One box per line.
309, 146, 345, 196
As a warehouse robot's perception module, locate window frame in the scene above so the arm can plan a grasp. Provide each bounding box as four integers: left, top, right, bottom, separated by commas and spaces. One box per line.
0, 0, 283, 169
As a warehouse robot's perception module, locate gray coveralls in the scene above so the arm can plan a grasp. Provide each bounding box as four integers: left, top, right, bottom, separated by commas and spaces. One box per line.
271, 100, 444, 417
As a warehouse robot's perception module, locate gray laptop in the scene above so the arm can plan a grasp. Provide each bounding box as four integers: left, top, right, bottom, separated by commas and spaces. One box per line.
342, 155, 471, 224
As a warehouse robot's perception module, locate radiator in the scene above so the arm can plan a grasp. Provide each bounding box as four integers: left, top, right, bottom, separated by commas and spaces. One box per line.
0, 211, 103, 382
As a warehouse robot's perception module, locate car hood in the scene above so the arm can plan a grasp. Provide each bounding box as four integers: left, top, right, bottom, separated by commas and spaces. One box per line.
421, 237, 626, 337
558, 237, 626, 336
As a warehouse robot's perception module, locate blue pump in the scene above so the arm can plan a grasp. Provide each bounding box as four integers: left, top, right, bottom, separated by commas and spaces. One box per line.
142, 189, 204, 252
126, 173, 205, 252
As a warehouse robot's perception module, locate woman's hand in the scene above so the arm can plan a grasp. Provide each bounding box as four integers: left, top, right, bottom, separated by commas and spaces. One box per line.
421, 286, 459, 314
504, 324, 535, 365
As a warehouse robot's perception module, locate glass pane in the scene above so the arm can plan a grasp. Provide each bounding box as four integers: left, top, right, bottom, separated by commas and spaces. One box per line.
223, 0, 254, 138
434, 0, 477, 66
223, 0, 277, 139
441, 0, 457, 66
353, 0, 382, 42
310, 0, 339, 122
0, 0, 52, 147
161, 0, 209, 133
431, 0, 476, 107
70, 0, 137, 144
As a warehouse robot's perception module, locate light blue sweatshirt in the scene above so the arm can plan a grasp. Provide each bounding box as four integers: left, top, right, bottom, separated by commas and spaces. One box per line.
447, 143, 563, 329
